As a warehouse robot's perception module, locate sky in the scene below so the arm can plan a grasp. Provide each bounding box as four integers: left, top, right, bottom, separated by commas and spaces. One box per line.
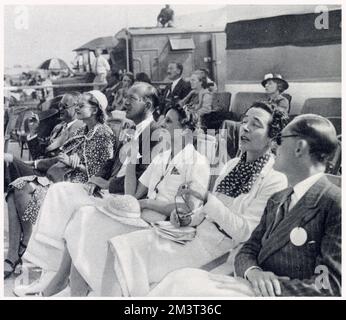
4, 2, 341, 72
4, 4, 225, 71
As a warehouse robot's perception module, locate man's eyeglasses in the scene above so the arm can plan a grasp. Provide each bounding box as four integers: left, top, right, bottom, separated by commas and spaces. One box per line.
275, 133, 301, 145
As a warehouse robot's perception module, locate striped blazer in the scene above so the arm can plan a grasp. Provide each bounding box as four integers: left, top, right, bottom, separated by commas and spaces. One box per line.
234, 175, 341, 296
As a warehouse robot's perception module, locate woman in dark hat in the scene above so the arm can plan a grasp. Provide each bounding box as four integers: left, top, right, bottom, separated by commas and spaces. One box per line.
262, 73, 290, 114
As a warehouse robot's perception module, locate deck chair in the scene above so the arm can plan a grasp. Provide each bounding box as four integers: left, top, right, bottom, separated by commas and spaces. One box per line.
327, 116, 341, 135
282, 93, 292, 114
219, 119, 241, 159
230, 92, 268, 121
211, 92, 232, 112
195, 133, 217, 165
325, 135, 341, 175
301, 98, 341, 117
201, 92, 233, 130
325, 174, 341, 188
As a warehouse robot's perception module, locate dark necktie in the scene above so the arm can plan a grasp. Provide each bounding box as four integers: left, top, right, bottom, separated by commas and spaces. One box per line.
270, 187, 294, 233
166, 83, 173, 97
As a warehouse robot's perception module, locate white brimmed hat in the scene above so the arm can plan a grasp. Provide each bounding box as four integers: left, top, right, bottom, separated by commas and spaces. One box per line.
87, 90, 108, 112
261, 73, 289, 91
97, 194, 149, 228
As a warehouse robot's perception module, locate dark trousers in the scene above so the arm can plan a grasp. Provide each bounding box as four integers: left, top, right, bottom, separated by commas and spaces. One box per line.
5, 156, 59, 191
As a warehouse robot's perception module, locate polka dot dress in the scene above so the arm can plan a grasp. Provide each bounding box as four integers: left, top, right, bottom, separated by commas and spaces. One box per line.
8, 123, 114, 225
215, 153, 270, 198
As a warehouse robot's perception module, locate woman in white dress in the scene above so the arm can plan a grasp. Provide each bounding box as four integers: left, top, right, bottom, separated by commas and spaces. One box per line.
99, 102, 289, 297
22, 105, 210, 296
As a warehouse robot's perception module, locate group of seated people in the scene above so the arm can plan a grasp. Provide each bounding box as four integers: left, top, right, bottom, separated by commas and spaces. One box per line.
105, 63, 218, 122
3, 67, 341, 297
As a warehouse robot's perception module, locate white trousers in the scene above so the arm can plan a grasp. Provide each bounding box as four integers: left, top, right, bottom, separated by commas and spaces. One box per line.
148, 268, 255, 297
24, 182, 105, 271
101, 219, 235, 297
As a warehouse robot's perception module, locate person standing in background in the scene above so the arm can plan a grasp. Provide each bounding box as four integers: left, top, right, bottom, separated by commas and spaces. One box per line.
92, 48, 111, 90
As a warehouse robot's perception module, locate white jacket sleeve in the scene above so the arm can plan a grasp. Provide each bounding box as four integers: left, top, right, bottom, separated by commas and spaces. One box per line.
187, 156, 210, 209
204, 170, 287, 244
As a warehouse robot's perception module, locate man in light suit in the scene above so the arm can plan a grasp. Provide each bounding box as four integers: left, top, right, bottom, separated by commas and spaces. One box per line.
148, 114, 341, 297
4, 92, 84, 186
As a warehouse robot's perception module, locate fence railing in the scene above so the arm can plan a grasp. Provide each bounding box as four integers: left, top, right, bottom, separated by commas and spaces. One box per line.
4, 81, 171, 92
4, 82, 104, 91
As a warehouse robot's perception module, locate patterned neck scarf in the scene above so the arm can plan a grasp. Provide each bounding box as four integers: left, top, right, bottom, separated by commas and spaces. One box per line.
215, 153, 271, 198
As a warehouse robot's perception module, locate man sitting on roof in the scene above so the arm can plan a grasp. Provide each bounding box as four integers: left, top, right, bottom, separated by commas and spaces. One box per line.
157, 5, 174, 28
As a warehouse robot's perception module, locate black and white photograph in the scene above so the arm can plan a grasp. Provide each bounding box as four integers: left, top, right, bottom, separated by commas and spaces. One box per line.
2, 0, 342, 302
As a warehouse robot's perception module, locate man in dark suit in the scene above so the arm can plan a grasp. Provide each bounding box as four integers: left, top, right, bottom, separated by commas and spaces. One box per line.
148, 114, 341, 298
233, 114, 341, 296
87, 81, 160, 195
159, 62, 191, 117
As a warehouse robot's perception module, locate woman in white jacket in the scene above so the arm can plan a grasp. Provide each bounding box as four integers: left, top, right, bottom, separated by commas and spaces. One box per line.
100, 101, 289, 297
17, 105, 210, 297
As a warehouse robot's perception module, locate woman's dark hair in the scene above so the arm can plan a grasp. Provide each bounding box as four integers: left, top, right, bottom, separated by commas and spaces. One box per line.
84, 93, 106, 124
192, 71, 208, 89
135, 72, 151, 84
164, 105, 199, 132
122, 72, 135, 85
274, 80, 287, 94
288, 114, 338, 164
244, 101, 290, 139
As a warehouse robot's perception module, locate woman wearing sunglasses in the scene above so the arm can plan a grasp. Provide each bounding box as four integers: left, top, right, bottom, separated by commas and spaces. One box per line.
4, 90, 114, 280
99, 102, 290, 297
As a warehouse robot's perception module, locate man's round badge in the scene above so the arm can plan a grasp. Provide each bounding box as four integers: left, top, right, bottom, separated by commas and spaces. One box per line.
290, 227, 307, 246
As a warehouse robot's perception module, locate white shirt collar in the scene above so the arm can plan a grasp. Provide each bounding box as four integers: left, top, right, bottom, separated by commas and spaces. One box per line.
171, 77, 182, 92
134, 114, 153, 139
292, 172, 324, 203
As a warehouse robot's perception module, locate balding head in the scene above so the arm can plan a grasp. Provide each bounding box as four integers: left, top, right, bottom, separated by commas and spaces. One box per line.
288, 114, 338, 164
123, 82, 158, 124
59, 91, 82, 122
131, 82, 159, 109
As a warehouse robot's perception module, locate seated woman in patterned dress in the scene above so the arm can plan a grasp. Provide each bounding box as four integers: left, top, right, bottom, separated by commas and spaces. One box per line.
18, 105, 210, 297
4, 90, 114, 279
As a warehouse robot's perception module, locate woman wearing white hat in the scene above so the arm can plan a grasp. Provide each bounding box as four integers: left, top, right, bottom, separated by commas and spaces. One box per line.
23, 105, 210, 297
4, 90, 114, 280
262, 73, 290, 114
